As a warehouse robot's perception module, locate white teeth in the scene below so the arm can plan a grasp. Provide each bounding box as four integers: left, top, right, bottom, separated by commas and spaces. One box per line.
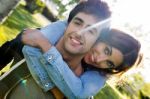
71, 38, 80, 44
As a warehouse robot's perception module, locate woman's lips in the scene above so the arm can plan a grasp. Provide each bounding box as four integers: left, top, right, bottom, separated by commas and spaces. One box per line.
88, 53, 94, 63
90, 54, 94, 63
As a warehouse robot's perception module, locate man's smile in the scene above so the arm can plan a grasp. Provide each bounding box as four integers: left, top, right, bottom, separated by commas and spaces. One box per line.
69, 35, 84, 46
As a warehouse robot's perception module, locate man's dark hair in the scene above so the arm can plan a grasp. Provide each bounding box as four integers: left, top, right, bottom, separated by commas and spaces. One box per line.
68, 0, 111, 23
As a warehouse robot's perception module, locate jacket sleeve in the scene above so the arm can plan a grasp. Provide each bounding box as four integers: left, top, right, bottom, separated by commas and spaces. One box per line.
40, 20, 67, 45
41, 46, 106, 98
22, 20, 67, 91
22, 21, 106, 98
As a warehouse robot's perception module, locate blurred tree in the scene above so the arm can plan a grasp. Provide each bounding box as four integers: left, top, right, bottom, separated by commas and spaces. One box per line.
24, 0, 45, 13
52, 0, 78, 17
115, 73, 145, 99
0, 0, 20, 22
24, 0, 78, 21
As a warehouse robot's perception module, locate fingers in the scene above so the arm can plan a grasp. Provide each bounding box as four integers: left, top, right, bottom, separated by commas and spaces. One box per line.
21, 28, 39, 43
23, 28, 37, 34
21, 28, 35, 45
21, 28, 46, 47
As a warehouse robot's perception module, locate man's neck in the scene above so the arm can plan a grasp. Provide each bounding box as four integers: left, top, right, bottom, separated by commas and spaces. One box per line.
56, 37, 84, 71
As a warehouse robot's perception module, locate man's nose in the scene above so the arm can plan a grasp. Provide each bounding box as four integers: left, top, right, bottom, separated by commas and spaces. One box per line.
77, 26, 87, 35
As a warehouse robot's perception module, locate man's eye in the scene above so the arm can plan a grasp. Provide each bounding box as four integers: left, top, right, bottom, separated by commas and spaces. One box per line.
88, 30, 95, 34
74, 21, 81, 25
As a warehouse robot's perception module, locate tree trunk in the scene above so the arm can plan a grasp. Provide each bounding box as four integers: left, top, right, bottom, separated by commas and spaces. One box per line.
42, 7, 58, 22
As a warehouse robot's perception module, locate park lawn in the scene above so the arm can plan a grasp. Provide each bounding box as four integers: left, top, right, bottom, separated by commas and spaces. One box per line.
0, 5, 125, 98
0, 3, 124, 99
1, 2, 148, 99
94, 83, 126, 99
0, 4, 49, 73
0, 4, 47, 46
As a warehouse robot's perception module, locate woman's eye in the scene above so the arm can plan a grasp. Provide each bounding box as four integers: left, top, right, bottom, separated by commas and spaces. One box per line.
104, 46, 112, 56
104, 47, 110, 55
107, 61, 114, 68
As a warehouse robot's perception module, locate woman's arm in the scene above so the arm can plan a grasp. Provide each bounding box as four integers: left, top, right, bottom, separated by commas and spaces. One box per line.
22, 20, 106, 98
22, 20, 67, 91
40, 46, 106, 98
23, 46, 106, 98
40, 21, 67, 45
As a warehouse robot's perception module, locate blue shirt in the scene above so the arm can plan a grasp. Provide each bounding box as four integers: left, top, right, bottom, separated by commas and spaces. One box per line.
22, 21, 106, 99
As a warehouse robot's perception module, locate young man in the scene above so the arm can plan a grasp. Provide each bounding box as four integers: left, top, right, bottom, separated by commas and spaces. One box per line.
22, 0, 111, 98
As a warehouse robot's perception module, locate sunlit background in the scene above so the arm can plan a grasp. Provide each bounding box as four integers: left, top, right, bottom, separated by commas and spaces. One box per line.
61, 0, 150, 82
60, 0, 150, 97
104, 0, 150, 83
0, 0, 150, 98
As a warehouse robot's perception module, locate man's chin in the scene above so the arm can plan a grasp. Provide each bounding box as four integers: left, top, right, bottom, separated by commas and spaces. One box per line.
66, 47, 82, 54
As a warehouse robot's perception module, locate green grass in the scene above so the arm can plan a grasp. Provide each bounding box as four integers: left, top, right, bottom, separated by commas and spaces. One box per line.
94, 83, 125, 99
0, 4, 44, 46
0, 3, 49, 74
1, 3, 149, 99
140, 83, 150, 98
94, 80, 150, 99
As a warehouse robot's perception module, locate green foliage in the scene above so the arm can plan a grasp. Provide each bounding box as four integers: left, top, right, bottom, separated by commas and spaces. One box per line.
115, 73, 148, 99
94, 83, 124, 99
139, 83, 150, 98
0, 4, 43, 45
25, 0, 46, 14
0, 2, 48, 73
52, 0, 78, 17
94, 73, 149, 99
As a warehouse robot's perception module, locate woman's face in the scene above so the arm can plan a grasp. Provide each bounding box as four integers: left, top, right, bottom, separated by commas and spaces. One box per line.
84, 42, 124, 69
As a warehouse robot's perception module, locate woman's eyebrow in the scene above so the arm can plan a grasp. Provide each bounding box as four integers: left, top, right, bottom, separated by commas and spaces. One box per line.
109, 46, 115, 68
109, 46, 112, 55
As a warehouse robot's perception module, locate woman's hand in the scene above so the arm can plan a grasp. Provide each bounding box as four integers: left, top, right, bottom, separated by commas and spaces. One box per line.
22, 28, 52, 52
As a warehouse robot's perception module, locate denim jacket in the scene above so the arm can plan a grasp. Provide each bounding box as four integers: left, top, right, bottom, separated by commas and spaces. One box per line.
22, 21, 106, 99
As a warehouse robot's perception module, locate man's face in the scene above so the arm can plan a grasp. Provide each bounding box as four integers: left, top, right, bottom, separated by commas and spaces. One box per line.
62, 12, 101, 55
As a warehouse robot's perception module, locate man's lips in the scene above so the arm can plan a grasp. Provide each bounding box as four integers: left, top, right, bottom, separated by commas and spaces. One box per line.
71, 38, 80, 44
70, 36, 83, 45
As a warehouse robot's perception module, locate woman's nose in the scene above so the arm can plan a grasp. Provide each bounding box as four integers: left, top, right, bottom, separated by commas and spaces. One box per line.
95, 54, 108, 63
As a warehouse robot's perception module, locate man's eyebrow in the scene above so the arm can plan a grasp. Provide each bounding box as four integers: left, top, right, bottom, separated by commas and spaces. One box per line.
74, 17, 98, 33
74, 17, 84, 23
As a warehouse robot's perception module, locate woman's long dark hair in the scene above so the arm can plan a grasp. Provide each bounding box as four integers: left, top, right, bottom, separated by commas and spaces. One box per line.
82, 29, 141, 75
